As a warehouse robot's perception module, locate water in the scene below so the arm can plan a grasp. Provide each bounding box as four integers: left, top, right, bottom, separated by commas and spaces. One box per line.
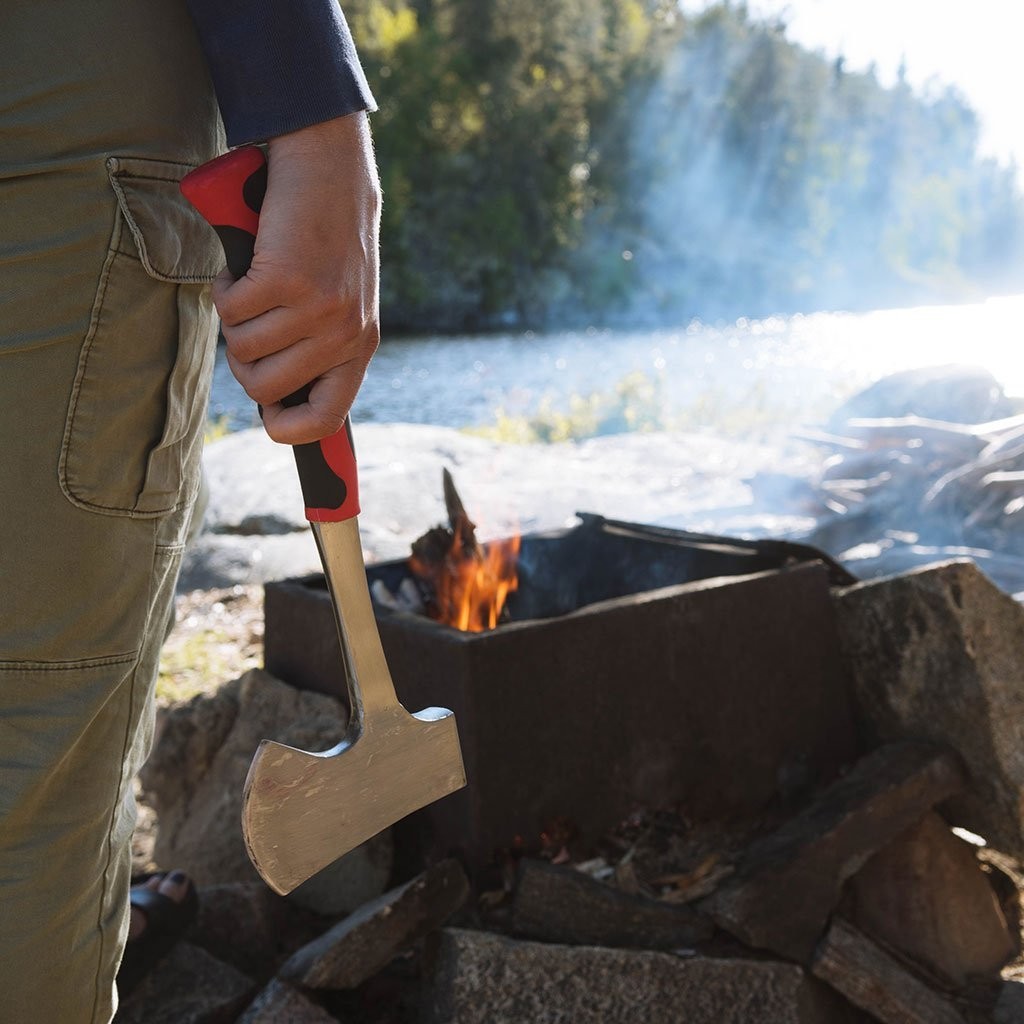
208, 294, 1024, 434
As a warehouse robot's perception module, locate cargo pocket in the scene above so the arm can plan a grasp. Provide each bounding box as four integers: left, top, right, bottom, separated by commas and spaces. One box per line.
60, 156, 224, 517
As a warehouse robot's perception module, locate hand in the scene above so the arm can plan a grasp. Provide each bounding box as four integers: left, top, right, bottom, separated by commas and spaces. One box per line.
213, 111, 381, 444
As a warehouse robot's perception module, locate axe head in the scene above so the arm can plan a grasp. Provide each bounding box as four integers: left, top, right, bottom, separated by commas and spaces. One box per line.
241, 706, 465, 894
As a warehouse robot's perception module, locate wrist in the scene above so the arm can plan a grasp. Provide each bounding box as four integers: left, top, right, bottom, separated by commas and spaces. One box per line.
268, 110, 369, 159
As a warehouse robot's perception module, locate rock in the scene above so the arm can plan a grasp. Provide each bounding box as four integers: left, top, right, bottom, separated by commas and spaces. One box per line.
510, 857, 713, 950
139, 669, 393, 914
703, 741, 966, 963
190, 882, 329, 983
178, 430, 320, 589
827, 365, 1012, 430
811, 918, 967, 1024
181, 424, 818, 591
833, 560, 1024, 857
237, 980, 339, 1023
846, 811, 1015, 987
423, 928, 857, 1024
202, 429, 310, 536
279, 859, 469, 990
114, 942, 256, 1024
179, 531, 321, 590
829, 543, 1024, 602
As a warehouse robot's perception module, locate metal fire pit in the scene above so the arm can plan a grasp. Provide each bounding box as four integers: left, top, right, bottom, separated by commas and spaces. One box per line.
264, 515, 862, 877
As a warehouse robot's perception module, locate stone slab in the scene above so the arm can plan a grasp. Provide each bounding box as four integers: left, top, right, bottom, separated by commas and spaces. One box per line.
423, 928, 855, 1024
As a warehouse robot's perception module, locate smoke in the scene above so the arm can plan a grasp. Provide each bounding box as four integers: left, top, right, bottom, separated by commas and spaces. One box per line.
569, 6, 1024, 327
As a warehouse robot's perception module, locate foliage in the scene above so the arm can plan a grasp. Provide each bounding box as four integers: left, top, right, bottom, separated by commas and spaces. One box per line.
344, 0, 1024, 329
470, 370, 668, 442
468, 368, 814, 443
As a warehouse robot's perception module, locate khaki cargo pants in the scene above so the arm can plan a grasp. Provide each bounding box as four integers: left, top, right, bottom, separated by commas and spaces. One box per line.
1, 4, 225, 1021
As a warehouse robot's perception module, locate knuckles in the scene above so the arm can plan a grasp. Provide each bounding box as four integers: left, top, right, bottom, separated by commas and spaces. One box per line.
222, 330, 260, 367
241, 376, 283, 408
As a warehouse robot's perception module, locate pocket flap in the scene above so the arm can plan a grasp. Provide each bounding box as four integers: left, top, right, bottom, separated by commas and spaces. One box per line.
106, 156, 224, 283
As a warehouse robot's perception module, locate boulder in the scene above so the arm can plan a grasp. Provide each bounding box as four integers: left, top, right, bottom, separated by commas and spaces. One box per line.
180, 423, 817, 590
833, 560, 1024, 857
139, 669, 393, 915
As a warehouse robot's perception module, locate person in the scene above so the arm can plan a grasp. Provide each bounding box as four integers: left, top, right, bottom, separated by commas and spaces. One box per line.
0, 3, 381, 1021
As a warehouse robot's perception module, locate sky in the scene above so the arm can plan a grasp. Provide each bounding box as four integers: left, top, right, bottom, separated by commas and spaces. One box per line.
680, 0, 1024, 171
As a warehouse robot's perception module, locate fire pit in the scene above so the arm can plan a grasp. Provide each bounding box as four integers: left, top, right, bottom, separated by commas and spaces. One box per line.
264, 515, 862, 879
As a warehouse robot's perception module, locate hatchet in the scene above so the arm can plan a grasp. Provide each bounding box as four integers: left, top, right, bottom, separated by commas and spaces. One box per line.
180, 147, 466, 895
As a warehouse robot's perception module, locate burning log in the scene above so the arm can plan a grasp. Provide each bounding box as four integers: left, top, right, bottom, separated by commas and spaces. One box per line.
407, 469, 520, 633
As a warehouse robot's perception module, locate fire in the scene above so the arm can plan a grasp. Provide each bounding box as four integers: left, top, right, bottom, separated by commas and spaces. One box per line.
411, 531, 521, 632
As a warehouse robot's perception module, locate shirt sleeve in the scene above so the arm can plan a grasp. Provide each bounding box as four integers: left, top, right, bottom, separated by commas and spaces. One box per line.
184, 0, 377, 147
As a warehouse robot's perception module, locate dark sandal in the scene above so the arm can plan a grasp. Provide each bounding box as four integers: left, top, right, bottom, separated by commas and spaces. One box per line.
117, 871, 199, 995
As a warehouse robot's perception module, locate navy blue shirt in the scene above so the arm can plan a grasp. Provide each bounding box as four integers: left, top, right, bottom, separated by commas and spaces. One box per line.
185, 1, 376, 147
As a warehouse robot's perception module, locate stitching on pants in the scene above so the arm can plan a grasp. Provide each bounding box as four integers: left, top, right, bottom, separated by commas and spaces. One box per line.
0, 652, 137, 672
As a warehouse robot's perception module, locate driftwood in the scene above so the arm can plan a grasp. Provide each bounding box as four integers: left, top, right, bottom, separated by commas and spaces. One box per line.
843, 416, 989, 458
792, 404, 1024, 595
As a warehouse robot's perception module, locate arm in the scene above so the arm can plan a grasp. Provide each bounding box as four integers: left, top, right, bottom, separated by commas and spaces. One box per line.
184, 2, 381, 444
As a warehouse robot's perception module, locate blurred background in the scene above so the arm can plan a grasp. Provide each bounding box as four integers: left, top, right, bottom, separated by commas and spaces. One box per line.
203, 0, 1024, 601
213, 0, 1024, 434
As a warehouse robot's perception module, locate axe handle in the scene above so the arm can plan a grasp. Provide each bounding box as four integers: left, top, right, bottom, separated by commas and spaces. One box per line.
180, 147, 359, 524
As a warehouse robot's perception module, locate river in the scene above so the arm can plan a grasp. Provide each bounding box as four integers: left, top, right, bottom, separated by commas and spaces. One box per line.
209, 294, 1024, 436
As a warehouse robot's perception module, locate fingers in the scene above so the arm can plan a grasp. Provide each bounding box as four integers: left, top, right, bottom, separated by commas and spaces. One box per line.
224, 326, 372, 406
217, 265, 379, 442
259, 362, 371, 445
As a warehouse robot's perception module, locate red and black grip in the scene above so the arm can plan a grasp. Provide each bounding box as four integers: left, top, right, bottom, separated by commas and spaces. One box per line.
180, 147, 359, 524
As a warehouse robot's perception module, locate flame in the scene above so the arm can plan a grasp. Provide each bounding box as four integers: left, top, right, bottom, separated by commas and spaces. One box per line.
412, 532, 521, 632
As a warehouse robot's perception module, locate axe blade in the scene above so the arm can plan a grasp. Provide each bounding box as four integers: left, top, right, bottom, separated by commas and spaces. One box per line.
242, 707, 465, 894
